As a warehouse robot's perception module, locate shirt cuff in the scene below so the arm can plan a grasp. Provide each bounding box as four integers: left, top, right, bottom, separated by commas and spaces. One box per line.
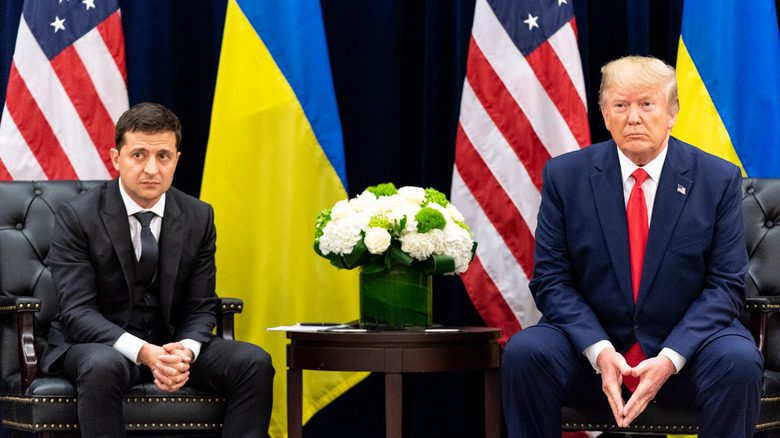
658, 347, 686, 373
180, 339, 202, 362
112, 332, 147, 364
583, 340, 614, 374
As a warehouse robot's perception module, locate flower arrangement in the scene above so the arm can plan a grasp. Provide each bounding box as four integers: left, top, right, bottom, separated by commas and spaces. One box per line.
314, 183, 476, 275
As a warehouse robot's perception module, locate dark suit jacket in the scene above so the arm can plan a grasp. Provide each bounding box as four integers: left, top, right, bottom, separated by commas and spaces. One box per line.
529, 137, 751, 360
42, 179, 218, 373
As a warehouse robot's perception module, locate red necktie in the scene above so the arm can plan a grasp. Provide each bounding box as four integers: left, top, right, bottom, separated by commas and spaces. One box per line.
623, 168, 648, 392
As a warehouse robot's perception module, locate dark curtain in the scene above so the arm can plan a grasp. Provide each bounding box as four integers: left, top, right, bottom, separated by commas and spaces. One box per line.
1, 1, 778, 437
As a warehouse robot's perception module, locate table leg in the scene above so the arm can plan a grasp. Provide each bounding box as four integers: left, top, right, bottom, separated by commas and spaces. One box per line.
385, 373, 403, 438
485, 368, 500, 438
287, 368, 303, 438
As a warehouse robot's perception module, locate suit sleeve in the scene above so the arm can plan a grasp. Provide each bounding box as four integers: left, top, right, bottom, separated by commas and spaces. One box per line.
48, 202, 126, 345
529, 161, 611, 353
172, 204, 218, 342
661, 166, 748, 358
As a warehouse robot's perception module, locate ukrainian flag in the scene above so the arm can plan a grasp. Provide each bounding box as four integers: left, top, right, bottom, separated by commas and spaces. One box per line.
201, 1, 364, 435
672, 0, 780, 176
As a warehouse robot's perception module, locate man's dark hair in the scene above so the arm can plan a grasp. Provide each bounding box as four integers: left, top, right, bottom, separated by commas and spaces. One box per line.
115, 102, 182, 150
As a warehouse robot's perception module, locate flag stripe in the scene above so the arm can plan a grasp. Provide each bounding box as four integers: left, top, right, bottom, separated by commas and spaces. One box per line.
452, 0, 587, 337
4, 63, 78, 179
451, 169, 540, 337
472, 0, 580, 158
0, 158, 11, 180
78, 15, 129, 123
459, 81, 540, 232
0, 1, 127, 182
525, 39, 589, 147
455, 125, 535, 278
466, 38, 549, 189
50, 44, 116, 175
95, 11, 127, 86
0, 105, 47, 180
460, 256, 521, 344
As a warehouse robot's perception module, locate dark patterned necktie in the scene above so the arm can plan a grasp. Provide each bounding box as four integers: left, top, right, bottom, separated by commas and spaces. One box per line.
133, 211, 158, 286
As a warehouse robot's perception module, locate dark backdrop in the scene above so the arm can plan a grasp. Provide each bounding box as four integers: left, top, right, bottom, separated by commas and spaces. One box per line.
1, 1, 778, 437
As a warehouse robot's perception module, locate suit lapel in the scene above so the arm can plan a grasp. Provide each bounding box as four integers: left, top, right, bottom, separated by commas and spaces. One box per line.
635, 138, 692, 311
590, 142, 635, 311
101, 179, 136, 293
159, 190, 184, 325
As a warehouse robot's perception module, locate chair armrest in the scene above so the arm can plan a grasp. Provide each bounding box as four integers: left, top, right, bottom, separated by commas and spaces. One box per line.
216, 298, 244, 341
0, 296, 41, 392
744, 296, 780, 356
746, 296, 780, 312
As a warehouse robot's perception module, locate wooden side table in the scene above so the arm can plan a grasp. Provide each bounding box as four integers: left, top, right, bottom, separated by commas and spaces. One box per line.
286, 327, 501, 438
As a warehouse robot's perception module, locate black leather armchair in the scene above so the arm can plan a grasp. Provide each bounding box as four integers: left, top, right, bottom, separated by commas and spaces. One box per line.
0, 180, 243, 437
562, 178, 780, 435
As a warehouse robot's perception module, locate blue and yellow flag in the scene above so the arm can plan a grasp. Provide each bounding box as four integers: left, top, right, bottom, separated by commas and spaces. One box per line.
201, 1, 364, 435
673, 0, 780, 176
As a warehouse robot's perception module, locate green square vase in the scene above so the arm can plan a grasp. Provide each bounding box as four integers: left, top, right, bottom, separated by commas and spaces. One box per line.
359, 264, 432, 329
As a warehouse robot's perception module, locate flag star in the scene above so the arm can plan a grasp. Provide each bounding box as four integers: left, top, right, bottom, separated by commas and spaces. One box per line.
83, 0, 96, 10
50, 16, 66, 33
523, 13, 539, 30
558, 0, 568, 5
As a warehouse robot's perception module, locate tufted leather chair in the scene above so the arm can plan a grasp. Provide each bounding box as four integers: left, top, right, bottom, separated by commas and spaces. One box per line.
562, 178, 780, 435
0, 180, 245, 437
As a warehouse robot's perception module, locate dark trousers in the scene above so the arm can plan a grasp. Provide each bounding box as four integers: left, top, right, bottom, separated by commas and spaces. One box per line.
501, 322, 763, 438
63, 337, 274, 438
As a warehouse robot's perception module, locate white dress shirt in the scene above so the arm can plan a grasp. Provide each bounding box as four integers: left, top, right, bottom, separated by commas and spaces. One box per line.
112, 180, 202, 363
582, 143, 686, 374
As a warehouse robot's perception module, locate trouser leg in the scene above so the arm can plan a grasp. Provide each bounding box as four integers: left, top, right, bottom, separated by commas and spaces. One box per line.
189, 337, 275, 438
63, 343, 140, 438
656, 334, 763, 438
502, 323, 603, 438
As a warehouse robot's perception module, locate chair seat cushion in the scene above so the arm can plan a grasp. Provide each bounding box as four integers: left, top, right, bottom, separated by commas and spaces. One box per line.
1, 373, 226, 433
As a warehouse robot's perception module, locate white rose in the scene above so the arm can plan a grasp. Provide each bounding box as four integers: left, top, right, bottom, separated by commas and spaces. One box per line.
364, 227, 392, 254
398, 186, 426, 205
330, 199, 350, 220
446, 203, 465, 223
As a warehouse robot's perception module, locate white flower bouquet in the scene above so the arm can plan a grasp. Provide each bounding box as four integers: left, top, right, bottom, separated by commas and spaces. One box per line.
314, 183, 476, 275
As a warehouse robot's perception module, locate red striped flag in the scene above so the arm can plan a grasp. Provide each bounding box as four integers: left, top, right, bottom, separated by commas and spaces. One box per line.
0, 0, 128, 181
452, 0, 590, 345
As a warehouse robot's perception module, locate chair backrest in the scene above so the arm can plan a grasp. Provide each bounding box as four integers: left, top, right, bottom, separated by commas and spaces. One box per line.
742, 178, 780, 371
0, 180, 104, 382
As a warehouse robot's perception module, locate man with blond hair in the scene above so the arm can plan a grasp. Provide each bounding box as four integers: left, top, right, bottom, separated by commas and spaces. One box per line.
501, 56, 762, 437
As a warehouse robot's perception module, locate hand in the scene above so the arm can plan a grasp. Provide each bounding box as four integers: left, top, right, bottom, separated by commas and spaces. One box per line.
137, 343, 190, 392
621, 355, 676, 426
596, 347, 632, 427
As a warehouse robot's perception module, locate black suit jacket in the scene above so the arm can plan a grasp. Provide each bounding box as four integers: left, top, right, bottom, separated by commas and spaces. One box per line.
42, 179, 218, 373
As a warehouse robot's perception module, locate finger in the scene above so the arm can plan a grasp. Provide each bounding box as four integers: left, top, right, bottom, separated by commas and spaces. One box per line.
163, 342, 185, 352
153, 370, 173, 386
157, 353, 184, 364
602, 378, 625, 426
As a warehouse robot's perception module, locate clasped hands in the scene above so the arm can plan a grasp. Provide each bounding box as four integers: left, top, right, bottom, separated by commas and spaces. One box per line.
597, 347, 676, 428
137, 342, 194, 392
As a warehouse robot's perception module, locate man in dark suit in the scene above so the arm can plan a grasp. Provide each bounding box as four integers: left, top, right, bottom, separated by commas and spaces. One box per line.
501, 56, 762, 437
42, 102, 274, 438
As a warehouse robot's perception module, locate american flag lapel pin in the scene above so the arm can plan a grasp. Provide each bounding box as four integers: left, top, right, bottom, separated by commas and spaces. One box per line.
677, 184, 687, 195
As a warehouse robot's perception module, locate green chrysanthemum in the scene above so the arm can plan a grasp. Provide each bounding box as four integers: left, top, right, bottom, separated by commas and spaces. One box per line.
424, 187, 448, 207
415, 207, 446, 233
366, 182, 398, 197
314, 208, 332, 239
368, 215, 392, 229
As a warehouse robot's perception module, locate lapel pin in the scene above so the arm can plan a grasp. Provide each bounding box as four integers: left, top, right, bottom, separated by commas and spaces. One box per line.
677, 184, 687, 195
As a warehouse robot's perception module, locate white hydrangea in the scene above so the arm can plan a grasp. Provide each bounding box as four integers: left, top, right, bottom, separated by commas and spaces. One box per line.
364, 227, 392, 254
330, 199, 351, 220
398, 186, 426, 205
400, 232, 437, 261
441, 222, 474, 273
318, 214, 367, 255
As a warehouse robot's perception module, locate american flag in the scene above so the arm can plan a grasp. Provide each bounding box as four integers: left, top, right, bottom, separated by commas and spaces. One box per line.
0, 0, 128, 181
451, 0, 590, 345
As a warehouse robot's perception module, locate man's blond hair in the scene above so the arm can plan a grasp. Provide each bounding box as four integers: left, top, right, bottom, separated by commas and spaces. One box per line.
599, 56, 679, 114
